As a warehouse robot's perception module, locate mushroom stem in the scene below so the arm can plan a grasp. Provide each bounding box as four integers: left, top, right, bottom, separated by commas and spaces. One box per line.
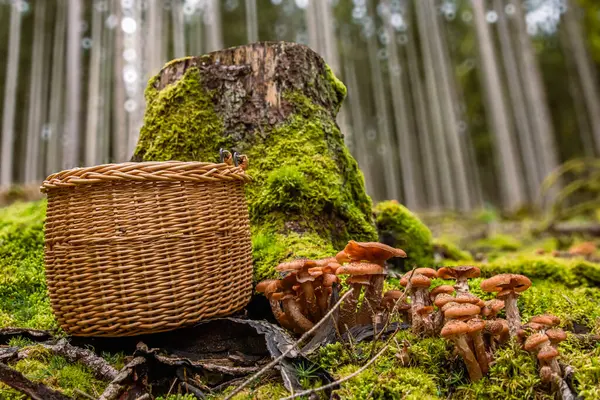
282, 298, 314, 333
469, 331, 489, 375
269, 299, 300, 333
453, 335, 483, 381
301, 282, 320, 321
339, 284, 362, 331
504, 294, 521, 337
410, 288, 429, 334
316, 287, 329, 317
357, 274, 385, 325
455, 277, 470, 294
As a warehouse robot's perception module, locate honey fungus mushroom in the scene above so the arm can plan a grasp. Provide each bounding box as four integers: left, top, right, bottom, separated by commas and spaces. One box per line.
436, 266, 481, 294
441, 320, 483, 381
400, 269, 435, 335
276, 259, 320, 320
336, 241, 407, 327
480, 273, 532, 337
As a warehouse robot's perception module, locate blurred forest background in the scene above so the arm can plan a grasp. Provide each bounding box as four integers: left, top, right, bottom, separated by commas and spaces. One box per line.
1, 0, 600, 213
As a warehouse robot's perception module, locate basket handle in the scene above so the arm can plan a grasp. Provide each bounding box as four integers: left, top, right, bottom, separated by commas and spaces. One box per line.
220, 148, 249, 170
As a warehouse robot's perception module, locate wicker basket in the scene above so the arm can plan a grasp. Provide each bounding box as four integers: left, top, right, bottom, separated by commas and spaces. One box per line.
41, 161, 253, 337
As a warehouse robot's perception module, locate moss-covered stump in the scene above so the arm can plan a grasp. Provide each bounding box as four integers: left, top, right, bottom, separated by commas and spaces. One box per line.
374, 200, 434, 270
131, 42, 377, 281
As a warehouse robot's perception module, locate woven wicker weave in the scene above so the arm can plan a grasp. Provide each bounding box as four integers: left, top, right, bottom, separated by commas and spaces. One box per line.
41, 161, 253, 337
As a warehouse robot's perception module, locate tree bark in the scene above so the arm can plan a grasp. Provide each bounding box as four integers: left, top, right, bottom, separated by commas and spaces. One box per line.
132, 42, 377, 280
0, 362, 70, 400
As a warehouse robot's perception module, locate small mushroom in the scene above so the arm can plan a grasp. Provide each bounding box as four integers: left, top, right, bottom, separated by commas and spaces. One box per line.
441, 320, 483, 381
539, 366, 553, 384
568, 241, 596, 257
437, 266, 481, 294
530, 314, 561, 329
481, 299, 505, 319
334, 272, 371, 331
430, 285, 455, 302
467, 318, 489, 375
537, 345, 561, 376
444, 303, 481, 321
280, 290, 315, 333
400, 272, 433, 335
276, 259, 320, 321
381, 290, 411, 323
337, 242, 406, 325
484, 319, 508, 350
480, 274, 532, 337
256, 279, 298, 333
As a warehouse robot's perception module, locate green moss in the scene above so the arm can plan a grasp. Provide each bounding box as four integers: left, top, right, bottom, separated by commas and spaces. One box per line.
374, 201, 434, 269
559, 337, 600, 399
453, 342, 549, 399
214, 382, 289, 400
0, 345, 106, 398
433, 237, 473, 261
480, 255, 600, 287
472, 234, 523, 252
0, 200, 57, 330
323, 64, 347, 113
133, 66, 229, 163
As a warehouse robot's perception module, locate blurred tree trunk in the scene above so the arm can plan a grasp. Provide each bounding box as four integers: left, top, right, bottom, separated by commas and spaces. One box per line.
84, 2, 102, 167
383, 7, 419, 209
172, 0, 186, 58
25, 1, 46, 182
113, 0, 128, 162
512, 0, 561, 193
471, 0, 525, 210
1, 1, 22, 186
424, 0, 472, 211
365, 3, 401, 202
562, 0, 600, 155
245, 0, 258, 43
405, 4, 441, 209
415, 0, 455, 209
495, 0, 541, 202
64, 0, 82, 170
204, 0, 223, 52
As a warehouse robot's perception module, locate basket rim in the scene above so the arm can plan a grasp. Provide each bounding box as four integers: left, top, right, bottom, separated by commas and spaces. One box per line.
41, 161, 251, 192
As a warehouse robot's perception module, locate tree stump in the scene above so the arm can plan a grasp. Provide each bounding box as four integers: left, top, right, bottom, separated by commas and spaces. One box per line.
132, 42, 377, 281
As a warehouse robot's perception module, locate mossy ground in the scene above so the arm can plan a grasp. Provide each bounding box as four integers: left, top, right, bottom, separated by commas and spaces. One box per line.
1, 199, 599, 398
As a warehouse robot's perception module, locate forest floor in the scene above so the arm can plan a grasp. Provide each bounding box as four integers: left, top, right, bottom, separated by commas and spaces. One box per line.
0, 198, 599, 399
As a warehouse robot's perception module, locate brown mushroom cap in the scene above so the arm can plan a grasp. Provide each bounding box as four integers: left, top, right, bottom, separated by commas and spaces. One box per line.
430, 285, 455, 298
453, 293, 481, 305
256, 279, 278, 293
296, 270, 317, 283
415, 268, 437, 278
415, 305, 435, 316
537, 346, 560, 361
400, 272, 431, 288
444, 303, 481, 319
335, 262, 385, 276
434, 293, 456, 308
484, 320, 504, 335
467, 318, 486, 333
568, 241, 596, 256
546, 328, 567, 344
482, 299, 505, 317
335, 250, 351, 264
524, 333, 550, 351
441, 301, 460, 312
275, 259, 318, 272
480, 274, 532, 294
383, 290, 404, 299
530, 314, 561, 327
539, 366, 553, 383
437, 266, 481, 280
315, 257, 338, 267
346, 275, 372, 285
523, 322, 546, 332
441, 320, 470, 337
342, 240, 407, 264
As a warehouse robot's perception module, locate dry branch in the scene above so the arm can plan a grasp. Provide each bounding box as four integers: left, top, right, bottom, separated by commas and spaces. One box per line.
0, 362, 70, 400
224, 288, 355, 400
280, 344, 390, 400
18, 338, 118, 381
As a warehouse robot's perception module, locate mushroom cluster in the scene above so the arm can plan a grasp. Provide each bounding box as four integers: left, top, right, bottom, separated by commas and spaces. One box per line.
519, 314, 568, 384
255, 247, 565, 386
255, 257, 341, 334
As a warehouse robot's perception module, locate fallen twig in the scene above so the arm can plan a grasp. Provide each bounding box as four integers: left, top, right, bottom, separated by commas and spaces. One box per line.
279, 344, 390, 400
18, 338, 118, 381
0, 362, 70, 400
224, 288, 355, 400
0, 327, 54, 345
98, 356, 146, 400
